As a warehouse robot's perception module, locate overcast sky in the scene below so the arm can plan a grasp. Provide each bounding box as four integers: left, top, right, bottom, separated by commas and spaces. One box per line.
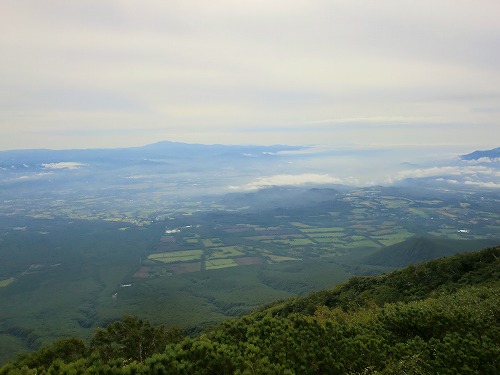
1, 0, 499, 150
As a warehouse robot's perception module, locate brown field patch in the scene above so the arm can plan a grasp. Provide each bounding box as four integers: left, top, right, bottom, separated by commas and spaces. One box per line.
167, 262, 201, 274
133, 266, 151, 278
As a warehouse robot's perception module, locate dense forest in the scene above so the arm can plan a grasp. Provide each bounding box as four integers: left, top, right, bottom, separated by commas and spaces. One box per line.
1, 246, 499, 374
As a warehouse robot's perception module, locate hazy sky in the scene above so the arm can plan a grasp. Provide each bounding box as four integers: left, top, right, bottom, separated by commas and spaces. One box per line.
1, 0, 499, 150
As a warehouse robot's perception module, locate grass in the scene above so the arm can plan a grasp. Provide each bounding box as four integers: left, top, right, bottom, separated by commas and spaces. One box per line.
373, 232, 414, 246
371, 229, 414, 246
343, 240, 380, 248
245, 234, 305, 241
408, 207, 430, 218
210, 246, 244, 258
300, 227, 344, 233
264, 238, 315, 246
370, 229, 395, 236
167, 262, 201, 274
265, 255, 301, 263
305, 232, 345, 238
438, 209, 458, 218
421, 199, 443, 205
349, 235, 366, 241
0, 278, 14, 288
312, 237, 345, 244
202, 238, 223, 247
429, 230, 464, 240
379, 199, 410, 208
289, 222, 313, 228
375, 238, 402, 246
148, 250, 203, 263
205, 258, 237, 270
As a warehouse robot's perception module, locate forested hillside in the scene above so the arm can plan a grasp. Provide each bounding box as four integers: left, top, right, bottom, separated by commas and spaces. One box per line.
359, 235, 498, 267
2, 246, 499, 374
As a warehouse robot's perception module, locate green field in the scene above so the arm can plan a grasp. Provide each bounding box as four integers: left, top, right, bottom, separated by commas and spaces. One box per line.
264, 238, 315, 246
289, 222, 312, 228
265, 254, 302, 263
312, 237, 344, 243
408, 207, 430, 218
205, 258, 238, 270
300, 227, 344, 233
305, 232, 345, 238
148, 250, 204, 263
245, 234, 304, 240
0, 278, 14, 288
209, 246, 244, 258
202, 238, 223, 247
374, 235, 414, 246
343, 239, 380, 248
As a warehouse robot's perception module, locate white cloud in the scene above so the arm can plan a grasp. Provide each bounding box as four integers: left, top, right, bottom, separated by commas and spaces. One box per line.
464, 157, 500, 164
464, 180, 500, 188
435, 178, 460, 184
42, 162, 86, 170
393, 162, 500, 189
396, 165, 500, 180
17, 172, 54, 180
229, 173, 343, 191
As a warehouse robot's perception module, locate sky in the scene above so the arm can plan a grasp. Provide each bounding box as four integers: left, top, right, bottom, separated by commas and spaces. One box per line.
1, 0, 499, 151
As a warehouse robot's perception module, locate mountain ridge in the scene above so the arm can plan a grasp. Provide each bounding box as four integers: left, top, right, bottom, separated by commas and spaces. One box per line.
461, 146, 500, 160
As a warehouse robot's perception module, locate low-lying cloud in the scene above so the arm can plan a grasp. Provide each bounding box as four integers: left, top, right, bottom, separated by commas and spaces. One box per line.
42, 162, 87, 170
395, 165, 500, 180
229, 173, 343, 191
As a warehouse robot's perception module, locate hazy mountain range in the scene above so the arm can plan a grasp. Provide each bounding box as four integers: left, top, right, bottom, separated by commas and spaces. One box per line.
1, 142, 498, 198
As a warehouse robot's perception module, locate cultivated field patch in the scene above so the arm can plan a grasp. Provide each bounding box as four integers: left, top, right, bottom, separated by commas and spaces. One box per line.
202, 238, 223, 247
306, 232, 345, 239
210, 246, 244, 258
0, 278, 14, 287
205, 258, 237, 270
167, 262, 201, 274
234, 257, 263, 266
301, 227, 344, 233
265, 254, 301, 263
148, 250, 203, 263
289, 222, 313, 228
312, 237, 345, 243
245, 234, 305, 241
264, 238, 314, 246
133, 266, 151, 278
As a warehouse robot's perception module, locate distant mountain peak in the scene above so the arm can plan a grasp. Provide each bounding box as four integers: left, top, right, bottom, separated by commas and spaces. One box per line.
461, 147, 500, 161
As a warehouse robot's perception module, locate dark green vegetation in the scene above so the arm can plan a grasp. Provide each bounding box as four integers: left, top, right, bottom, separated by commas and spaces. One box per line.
0, 185, 499, 364
360, 235, 499, 267
0, 218, 165, 362
2, 246, 499, 374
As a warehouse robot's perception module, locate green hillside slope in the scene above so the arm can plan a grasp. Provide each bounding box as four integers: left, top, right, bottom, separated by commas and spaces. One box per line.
2, 246, 499, 374
263, 244, 500, 317
360, 235, 498, 267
